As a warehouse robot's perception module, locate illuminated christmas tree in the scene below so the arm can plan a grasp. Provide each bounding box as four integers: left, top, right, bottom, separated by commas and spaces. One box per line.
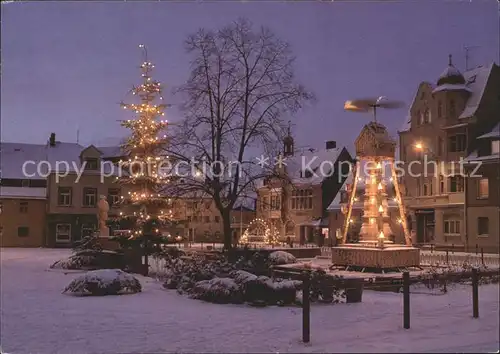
110, 44, 174, 269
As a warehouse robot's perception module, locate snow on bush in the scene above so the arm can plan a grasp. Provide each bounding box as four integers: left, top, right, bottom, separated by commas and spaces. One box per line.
63, 269, 142, 296
268, 251, 296, 265
50, 250, 125, 271
51, 254, 96, 270
230, 270, 258, 285
190, 277, 243, 304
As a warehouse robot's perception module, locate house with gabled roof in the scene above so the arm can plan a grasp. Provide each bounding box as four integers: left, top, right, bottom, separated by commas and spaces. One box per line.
0, 132, 127, 247
398, 57, 500, 252
255, 130, 353, 245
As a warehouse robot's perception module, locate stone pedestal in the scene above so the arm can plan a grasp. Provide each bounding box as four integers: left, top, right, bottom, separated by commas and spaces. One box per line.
331, 244, 420, 269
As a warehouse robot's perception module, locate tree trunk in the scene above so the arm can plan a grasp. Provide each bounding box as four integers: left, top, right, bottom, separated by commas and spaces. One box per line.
222, 210, 232, 250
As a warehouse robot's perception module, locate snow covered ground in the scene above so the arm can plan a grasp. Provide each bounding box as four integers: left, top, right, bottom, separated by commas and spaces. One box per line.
1, 248, 499, 353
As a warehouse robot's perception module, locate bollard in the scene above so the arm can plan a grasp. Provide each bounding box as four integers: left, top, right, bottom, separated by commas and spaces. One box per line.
403, 271, 410, 329
472, 268, 479, 318
302, 272, 311, 343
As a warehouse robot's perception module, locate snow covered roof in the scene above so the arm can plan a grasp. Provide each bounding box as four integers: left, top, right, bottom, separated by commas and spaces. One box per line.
437, 64, 465, 86
98, 146, 127, 159
432, 84, 472, 94
0, 186, 47, 199
284, 147, 346, 185
477, 123, 500, 139
464, 150, 500, 164
0, 141, 125, 179
459, 64, 495, 119
400, 63, 497, 133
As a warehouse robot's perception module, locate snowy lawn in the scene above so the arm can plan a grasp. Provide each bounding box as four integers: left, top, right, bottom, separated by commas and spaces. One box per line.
1, 248, 499, 353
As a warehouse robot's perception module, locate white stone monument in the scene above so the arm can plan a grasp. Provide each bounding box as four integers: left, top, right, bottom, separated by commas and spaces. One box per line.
97, 195, 110, 237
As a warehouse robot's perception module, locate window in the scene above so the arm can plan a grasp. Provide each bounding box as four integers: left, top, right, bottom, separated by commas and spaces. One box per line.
416, 110, 421, 125
423, 183, 429, 196
84, 158, 99, 170
17, 226, 29, 237
107, 188, 121, 206
423, 109, 431, 124
57, 187, 72, 206
21, 179, 30, 187
291, 189, 313, 210
444, 219, 460, 236
214, 215, 220, 223
81, 224, 95, 238
449, 99, 456, 117
477, 178, 489, 199
449, 176, 464, 193
187, 215, 192, 222
477, 217, 489, 236
270, 194, 281, 210
439, 175, 445, 194
437, 101, 442, 118
193, 215, 198, 222
492, 140, 500, 154
19, 201, 28, 213
262, 197, 269, 210
438, 137, 444, 155
467, 75, 476, 84
56, 224, 71, 242
83, 187, 97, 207
204, 215, 210, 223
448, 134, 466, 152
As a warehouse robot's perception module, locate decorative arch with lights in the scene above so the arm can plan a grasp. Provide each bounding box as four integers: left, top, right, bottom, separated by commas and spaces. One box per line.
240, 218, 280, 245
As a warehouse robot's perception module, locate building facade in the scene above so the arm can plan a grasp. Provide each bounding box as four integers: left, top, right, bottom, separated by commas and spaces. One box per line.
464, 123, 500, 253
0, 134, 127, 247
0, 142, 48, 247
256, 134, 353, 245
399, 58, 500, 251
45, 142, 127, 247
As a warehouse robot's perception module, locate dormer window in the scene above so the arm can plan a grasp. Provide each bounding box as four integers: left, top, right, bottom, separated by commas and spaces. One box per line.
466, 75, 476, 84
84, 158, 99, 170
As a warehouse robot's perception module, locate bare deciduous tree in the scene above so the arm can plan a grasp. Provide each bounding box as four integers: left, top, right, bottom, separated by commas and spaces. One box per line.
165, 18, 314, 249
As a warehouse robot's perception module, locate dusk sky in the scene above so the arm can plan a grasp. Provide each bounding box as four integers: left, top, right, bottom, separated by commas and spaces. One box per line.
2, 1, 498, 152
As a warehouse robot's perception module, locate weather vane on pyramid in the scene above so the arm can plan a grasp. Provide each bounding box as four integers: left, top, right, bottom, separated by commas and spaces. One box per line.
344, 96, 404, 123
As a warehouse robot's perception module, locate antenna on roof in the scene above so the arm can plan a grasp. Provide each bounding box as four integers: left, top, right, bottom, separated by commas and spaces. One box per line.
76, 126, 80, 144
464, 45, 480, 71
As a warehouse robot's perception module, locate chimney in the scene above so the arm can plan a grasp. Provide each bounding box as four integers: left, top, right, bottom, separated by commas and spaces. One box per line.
49, 133, 56, 147
326, 140, 337, 150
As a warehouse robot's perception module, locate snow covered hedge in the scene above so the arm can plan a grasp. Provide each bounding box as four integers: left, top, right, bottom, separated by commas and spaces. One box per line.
63, 269, 142, 296
156, 250, 345, 306
190, 278, 244, 304
50, 250, 126, 271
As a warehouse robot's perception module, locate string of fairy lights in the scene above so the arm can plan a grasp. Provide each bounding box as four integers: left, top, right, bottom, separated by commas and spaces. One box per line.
240, 218, 280, 245
113, 44, 173, 237
342, 161, 404, 246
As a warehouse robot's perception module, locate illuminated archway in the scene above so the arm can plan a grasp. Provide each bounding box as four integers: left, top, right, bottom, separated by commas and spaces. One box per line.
240, 218, 279, 245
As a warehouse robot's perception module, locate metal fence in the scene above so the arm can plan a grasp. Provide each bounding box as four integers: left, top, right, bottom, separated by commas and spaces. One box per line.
319, 247, 500, 268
